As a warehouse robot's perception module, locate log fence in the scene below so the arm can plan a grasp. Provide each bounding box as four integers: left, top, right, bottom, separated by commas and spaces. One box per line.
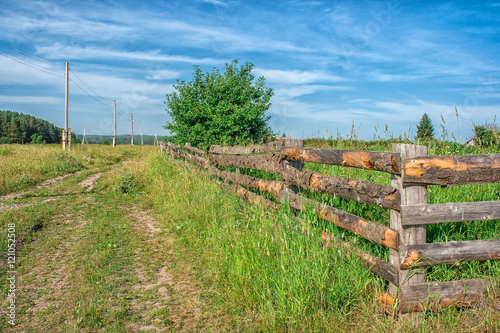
159, 139, 500, 315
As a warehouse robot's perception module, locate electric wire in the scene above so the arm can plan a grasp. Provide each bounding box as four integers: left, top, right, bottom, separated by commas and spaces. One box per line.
0, 51, 64, 78
69, 68, 109, 105
0, 41, 62, 73
70, 78, 111, 108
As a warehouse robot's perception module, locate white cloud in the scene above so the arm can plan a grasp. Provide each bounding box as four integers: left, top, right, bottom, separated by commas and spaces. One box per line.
255, 68, 344, 85
367, 72, 426, 82
0, 95, 61, 104
0, 55, 64, 86
145, 70, 181, 81
36, 44, 221, 64
274, 85, 349, 98
199, 0, 228, 6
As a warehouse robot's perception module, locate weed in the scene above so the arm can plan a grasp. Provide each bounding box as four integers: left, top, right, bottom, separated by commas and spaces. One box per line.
115, 170, 138, 194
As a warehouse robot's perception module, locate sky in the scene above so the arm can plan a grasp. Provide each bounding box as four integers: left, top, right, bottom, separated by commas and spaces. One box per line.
0, 0, 499, 141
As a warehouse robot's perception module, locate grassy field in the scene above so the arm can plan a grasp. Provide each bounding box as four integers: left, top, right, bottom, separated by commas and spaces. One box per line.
0, 141, 499, 332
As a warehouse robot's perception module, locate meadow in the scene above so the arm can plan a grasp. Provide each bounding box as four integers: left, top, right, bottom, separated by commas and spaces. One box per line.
0, 139, 499, 332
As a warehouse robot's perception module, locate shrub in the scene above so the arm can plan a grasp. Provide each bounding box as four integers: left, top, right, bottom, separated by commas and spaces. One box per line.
115, 171, 137, 194
164, 60, 274, 151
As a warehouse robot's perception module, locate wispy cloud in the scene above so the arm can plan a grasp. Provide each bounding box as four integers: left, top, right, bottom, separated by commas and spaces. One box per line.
274, 85, 349, 99
0, 95, 61, 104
36, 44, 222, 64
199, 0, 228, 6
255, 68, 344, 85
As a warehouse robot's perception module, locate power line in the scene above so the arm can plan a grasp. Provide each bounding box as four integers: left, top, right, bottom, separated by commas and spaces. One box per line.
0, 41, 62, 73
0, 41, 52, 63
70, 78, 111, 108
0, 51, 64, 78
70, 69, 109, 104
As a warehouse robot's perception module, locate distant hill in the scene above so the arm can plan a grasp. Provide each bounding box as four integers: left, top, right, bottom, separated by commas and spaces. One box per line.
79, 134, 160, 145
0, 110, 70, 144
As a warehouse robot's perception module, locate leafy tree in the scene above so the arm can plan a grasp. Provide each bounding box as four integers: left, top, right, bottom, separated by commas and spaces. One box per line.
416, 113, 435, 141
164, 60, 274, 150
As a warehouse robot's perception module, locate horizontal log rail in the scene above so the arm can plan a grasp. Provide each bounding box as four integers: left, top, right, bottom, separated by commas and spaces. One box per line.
282, 147, 401, 174
209, 153, 283, 174
232, 184, 281, 210
167, 142, 182, 151
184, 143, 207, 156
400, 239, 500, 268
279, 190, 399, 250
212, 168, 285, 197
209, 153, 401, 210
321, 232, 398, 285
403, 153, 500, 186
280, 162, 400, 210
401, 200, 500, 225
399, 279, 493, 313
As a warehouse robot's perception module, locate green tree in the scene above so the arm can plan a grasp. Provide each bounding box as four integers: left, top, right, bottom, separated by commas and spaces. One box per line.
416, 113, 435, 141
0, 110, 63, 144
9, 116, 21, 143
164, 60, 274, 150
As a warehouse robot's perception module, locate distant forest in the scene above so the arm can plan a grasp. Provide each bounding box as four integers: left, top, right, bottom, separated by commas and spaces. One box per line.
0, 110, 75, 144
0, 110, 161, 145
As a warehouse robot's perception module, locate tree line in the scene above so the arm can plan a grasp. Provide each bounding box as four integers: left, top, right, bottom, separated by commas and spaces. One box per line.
0, 110, 66, 144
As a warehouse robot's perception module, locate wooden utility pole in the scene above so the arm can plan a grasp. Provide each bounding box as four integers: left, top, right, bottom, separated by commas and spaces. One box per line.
139, 121, 143, 146
63, 61, 69, 151
82, 126, 87, 145
154, 128, 158, 146
113, 100, 117, 147
131, 113, 134, 146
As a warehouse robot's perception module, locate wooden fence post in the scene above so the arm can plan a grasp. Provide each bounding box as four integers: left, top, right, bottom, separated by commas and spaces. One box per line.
284, 139, 304, 194
389, 144, 428, 311
285, 139, 304, 171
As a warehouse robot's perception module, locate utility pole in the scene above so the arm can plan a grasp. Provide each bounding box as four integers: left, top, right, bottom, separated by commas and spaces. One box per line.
113, 100, 117, 147
63, 61, 69, 151
131, 113, 134, 146
154, 128, 158, 146
139, 121, 143, 146
82, 126, 86, 145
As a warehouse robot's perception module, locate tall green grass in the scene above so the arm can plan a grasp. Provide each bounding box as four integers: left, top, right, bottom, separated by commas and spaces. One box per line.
145, 152, 387, 332
146, 137, 499, 331
0, 144, 149, 195
302, 138, 500, 284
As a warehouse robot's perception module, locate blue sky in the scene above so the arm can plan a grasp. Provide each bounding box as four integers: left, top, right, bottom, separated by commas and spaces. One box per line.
0, 0, 499, 141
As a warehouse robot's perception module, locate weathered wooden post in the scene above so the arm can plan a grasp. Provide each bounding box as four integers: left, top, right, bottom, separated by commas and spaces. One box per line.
389, 143, 428, 315
283, 139, 304, 195
284, 139, 304, 171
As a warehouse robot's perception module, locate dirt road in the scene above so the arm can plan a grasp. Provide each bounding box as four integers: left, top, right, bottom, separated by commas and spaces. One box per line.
0, 160, 216, 332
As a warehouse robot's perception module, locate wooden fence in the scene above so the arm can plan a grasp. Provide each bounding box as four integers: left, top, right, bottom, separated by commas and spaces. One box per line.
160, 139, 500, 315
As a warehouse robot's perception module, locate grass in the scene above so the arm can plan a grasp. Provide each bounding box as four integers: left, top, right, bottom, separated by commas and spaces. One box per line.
0, 144, 145, 196
0, 141, 499, 332
146, 137, 500, 331
302, 138, 500, 283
